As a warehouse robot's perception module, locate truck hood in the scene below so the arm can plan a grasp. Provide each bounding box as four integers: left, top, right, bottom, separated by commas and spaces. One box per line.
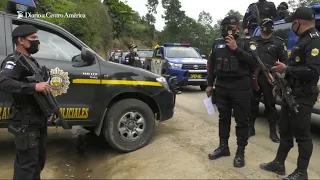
99, 60, 161, 80
166, 58, 207, 64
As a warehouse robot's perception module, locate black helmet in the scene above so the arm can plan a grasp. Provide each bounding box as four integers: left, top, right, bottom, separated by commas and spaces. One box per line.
128, 43, 137, 49
221, 15, 239, 26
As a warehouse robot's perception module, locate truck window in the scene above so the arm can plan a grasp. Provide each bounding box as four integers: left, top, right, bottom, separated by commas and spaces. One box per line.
274, 23, 291, 44
155, 48, 162, 57
165, 47, 200, 58
12, 24, 81, 62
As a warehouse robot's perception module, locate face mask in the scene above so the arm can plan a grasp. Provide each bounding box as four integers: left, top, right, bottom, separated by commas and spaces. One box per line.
261, 25, 274, 34
292, 21, 300, 36
24, 40, 40, 54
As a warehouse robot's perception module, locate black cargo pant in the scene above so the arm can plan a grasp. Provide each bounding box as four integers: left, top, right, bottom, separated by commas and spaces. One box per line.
275, 95, 317, 170
215, 86, 251, 146
9, 109, 48, 180
12, 126, 47, 180
249, 75, 278, 124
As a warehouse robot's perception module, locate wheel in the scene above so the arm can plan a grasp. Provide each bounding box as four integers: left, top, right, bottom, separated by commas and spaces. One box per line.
103, 99, 155, 152
200, 84, 207, 91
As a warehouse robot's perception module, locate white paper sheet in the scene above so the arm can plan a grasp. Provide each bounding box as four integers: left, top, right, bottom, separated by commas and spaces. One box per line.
203, 96, 217, 115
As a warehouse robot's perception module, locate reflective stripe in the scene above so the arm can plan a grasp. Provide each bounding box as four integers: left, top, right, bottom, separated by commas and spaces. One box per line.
72, 79, 162, 86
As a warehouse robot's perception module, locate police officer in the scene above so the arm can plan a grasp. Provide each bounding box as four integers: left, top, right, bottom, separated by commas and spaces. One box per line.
260, 7, 320, 179
206, 15, 256, 168
249, 18, 288, 143
275, 2, 290, 21
124, 44, 142, 68
0, 25, 51, 179
243, 0, 278, 35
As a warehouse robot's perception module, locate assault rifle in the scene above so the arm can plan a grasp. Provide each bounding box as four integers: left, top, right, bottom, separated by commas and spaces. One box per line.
249, 42, 299, 114
17, 54, 71, 129
248, 3, 261, 32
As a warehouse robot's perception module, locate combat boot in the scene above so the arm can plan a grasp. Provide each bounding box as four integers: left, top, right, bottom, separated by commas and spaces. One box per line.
208, 139, 230, 160
259, 160, 286, 175
248, 120, 255, 137
282, 169, 308, 180
269, 123, 280, 143
233, 146, 245, 168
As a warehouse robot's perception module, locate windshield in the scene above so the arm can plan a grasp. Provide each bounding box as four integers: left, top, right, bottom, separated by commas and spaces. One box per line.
113, 52, 121, 56
165, 47, 201, 58
122, 52, 130, 57
137, 51, 153, 57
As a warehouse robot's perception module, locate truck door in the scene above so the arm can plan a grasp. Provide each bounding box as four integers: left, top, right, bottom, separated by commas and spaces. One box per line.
151, 47, 164, 75
8, 19, 101, 123
0, 14, 12, 123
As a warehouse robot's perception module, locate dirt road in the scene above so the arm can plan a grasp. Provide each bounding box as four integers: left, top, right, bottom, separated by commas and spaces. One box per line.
0, 86, 320, 179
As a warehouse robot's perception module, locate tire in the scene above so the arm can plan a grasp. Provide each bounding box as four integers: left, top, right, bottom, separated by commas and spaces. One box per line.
103, 99, 155, 152
200, 84, 207, 91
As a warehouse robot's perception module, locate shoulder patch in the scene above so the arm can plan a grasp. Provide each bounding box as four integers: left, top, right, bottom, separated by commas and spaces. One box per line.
309, 32, 320, 39
311, 48, 319, 56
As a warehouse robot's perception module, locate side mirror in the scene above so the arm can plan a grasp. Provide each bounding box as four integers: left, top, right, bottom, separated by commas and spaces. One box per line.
81, 47, 95, 65
201, 54, 206, 58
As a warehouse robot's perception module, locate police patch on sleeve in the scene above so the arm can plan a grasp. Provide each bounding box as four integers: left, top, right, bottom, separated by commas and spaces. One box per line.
311, 48, 319, 56
250, 44, 256, 50
4, 61, 16, 70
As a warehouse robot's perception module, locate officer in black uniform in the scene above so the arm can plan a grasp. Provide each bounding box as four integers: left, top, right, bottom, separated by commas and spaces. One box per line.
124, 44, 142, 68
0, 25, 51, 179
243, 0, 278, 35
249, 18, 288, 143
275, 2, 290, 21
260, 7, 320, 180
206, 15, 256, 168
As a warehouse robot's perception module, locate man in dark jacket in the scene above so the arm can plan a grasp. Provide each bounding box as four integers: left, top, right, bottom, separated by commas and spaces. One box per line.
243, 0, 278, 35
124, 44, 142, 68
206, 15, 256, 168
275, 2, 290, 21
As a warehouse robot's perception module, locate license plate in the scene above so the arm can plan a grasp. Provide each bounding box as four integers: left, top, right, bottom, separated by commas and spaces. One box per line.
189, 74, 202, 79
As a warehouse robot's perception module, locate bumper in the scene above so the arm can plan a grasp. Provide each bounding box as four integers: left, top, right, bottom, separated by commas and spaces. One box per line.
153, 89, 175, 121
168, 69, 207, 86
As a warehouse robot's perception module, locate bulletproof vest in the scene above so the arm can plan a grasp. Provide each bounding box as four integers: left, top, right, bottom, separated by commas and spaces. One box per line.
212, 39, 249, 77
10, 54, 42, 109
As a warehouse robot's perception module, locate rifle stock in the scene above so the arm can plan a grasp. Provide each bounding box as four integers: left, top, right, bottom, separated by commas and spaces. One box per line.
17, 54, 71, 129
252, 66, 261, 91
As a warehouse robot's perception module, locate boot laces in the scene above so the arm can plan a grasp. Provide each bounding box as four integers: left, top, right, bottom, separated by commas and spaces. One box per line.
288, 169, 303, 179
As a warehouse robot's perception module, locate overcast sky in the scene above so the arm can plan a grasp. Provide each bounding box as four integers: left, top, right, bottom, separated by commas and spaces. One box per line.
120, 0, 285, 31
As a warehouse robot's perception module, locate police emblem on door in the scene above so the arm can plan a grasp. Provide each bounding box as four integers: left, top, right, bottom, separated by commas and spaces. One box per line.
49, 67, 70, 96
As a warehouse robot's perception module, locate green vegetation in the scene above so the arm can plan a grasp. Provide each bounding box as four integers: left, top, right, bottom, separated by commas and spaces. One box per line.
0, 0, 319, 58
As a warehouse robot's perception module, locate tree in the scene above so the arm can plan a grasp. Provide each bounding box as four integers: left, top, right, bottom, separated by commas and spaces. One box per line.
105, 0, 134, 38
288, 0, 320, 11
198, 11, 213, 26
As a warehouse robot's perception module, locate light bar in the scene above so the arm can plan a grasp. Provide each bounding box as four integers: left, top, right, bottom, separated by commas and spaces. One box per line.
163, 43, 190, 47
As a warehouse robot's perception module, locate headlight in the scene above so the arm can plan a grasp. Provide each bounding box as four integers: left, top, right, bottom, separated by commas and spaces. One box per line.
168, 62, 182, 69
156, 76, 170, 90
